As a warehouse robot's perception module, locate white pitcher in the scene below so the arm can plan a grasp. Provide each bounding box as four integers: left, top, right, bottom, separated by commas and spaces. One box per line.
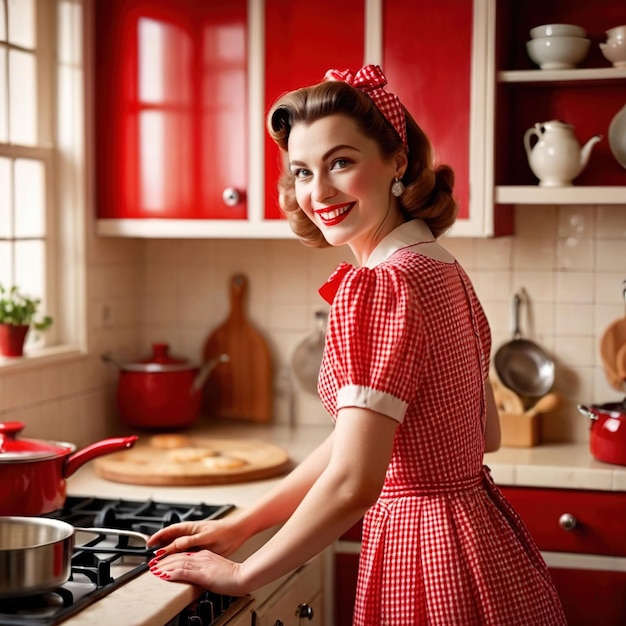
524, 120, 602, 187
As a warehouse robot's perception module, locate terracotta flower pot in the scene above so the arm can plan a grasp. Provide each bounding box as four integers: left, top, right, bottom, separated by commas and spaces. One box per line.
0, 324, 30, 357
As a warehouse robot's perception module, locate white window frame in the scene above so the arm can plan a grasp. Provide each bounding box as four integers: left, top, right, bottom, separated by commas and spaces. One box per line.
0, 0, 86, 369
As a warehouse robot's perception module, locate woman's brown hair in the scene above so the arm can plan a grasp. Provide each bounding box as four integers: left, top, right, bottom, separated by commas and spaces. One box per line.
267, 80, 457, 247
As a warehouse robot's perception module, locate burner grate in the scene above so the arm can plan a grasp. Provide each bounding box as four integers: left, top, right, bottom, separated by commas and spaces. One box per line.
0, 496, 235, 625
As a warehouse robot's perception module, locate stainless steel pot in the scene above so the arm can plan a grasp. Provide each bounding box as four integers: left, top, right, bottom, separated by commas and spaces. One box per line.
0, 517, 150, 598
0, 517, 74, 598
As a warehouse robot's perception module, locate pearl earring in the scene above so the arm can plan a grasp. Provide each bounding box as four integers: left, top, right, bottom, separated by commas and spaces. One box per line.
391, 177, 405, 197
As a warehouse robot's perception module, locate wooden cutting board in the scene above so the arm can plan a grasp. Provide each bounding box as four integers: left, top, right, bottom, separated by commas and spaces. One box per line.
202, 274, 273, 422
93, 434, 291, 485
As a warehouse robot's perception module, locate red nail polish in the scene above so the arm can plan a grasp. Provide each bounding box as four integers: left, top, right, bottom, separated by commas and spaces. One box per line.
155, 549, 166, 557
160, 572, 170, 580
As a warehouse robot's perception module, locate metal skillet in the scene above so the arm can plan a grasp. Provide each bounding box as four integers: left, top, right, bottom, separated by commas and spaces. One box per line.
494, 291, 555, 402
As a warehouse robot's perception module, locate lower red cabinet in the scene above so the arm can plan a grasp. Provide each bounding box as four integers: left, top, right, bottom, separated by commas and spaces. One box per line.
500, 486, 626, 626
334, 488, 626, 626
334, 522, 362, 626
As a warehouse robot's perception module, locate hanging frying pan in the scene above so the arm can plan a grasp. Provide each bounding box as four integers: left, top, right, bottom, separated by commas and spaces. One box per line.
289, 310, 327, 395
494, 292, 555, 401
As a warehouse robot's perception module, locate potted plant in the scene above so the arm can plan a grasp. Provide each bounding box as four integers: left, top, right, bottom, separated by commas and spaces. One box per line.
0, 283, 53, 357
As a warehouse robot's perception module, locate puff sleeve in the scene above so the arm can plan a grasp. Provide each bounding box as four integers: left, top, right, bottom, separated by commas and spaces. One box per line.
318, 264, 425, 423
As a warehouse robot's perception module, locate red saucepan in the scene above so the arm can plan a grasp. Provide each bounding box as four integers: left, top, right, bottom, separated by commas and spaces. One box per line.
102, 343, 229, 430
0, 517, 149, 598
0, 421, 138, 516
578, 400, 626, 466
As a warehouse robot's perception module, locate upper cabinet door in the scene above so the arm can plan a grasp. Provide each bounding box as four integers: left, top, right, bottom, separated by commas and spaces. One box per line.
381, 0, 508, 236
263, 0, 366, 220
95, 0, 248, 221
383, 0, 472, 222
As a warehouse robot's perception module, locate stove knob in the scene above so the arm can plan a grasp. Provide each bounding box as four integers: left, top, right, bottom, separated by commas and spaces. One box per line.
296, 603, 314, 620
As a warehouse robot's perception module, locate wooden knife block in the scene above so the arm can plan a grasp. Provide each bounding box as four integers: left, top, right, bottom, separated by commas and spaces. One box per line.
499, 411, 540, 448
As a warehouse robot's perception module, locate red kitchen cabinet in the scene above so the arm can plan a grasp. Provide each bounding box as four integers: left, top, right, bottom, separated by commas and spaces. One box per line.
263, 0, 366, 220
382, 1, 472, 226
381, 0, 512, 237
334, 487, 626, 625
94, 0, 248, 221
334, 521, 362, 626
500, 486, 626, 626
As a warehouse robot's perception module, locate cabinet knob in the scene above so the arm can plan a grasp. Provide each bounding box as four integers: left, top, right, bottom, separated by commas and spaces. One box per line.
559, 513, 577, 531
273, 621, 284, 626
222, 187, 242, 206
296, 602, 314, 620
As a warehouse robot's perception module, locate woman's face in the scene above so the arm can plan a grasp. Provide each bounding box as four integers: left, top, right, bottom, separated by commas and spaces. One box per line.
287, 114, 406, 264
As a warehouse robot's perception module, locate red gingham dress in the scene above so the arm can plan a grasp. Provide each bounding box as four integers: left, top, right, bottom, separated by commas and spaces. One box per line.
318, 221, 566, 626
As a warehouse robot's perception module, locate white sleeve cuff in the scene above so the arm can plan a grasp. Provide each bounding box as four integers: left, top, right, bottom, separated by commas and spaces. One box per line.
336, 384, 407, 423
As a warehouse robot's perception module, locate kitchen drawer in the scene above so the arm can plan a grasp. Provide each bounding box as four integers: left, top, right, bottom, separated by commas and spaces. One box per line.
500, 486, 626, 556
253, 554, 323, 625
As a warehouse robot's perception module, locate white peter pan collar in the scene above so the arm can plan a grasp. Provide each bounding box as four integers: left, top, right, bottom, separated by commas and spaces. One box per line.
364, 219, 436, 269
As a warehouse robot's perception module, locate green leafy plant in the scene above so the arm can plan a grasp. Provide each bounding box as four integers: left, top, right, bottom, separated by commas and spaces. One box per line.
0, 283, 53, 331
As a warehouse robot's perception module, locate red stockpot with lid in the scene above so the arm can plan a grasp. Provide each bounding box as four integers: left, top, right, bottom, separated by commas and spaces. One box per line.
578, 400, 626, 466
0, 421, 137, 516
111, 343, 227, 430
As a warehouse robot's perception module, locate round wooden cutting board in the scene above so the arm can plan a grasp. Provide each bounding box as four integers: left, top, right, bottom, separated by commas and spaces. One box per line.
93, 435, 292, 486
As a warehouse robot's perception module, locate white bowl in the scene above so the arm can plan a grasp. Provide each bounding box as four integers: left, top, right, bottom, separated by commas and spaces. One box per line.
606, 25, 626, 42
530, 24, 586, 39
600, 39, 626, 68
526, 36, 590, 70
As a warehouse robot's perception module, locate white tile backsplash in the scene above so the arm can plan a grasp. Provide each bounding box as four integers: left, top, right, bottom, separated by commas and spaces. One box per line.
1, 204, 625, 447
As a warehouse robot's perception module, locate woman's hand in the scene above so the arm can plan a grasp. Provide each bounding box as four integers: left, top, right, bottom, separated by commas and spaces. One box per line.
149, 550, 246, 596
147, 516, 247, 559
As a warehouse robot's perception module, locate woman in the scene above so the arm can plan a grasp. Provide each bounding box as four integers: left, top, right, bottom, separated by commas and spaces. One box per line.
148, 65, 566, 625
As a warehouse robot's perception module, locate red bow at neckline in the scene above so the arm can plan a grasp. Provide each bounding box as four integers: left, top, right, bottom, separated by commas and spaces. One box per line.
318, 262, 353, 305
323, 65, 407, 146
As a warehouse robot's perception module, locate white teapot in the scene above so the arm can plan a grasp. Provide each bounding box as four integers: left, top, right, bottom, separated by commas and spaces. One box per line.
523, 120, 602, 187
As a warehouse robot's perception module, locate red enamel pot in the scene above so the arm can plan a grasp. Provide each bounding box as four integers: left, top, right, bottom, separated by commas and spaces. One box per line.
578, 401, 626, 466
0, 421, 137, 516
104, 343, 228, 430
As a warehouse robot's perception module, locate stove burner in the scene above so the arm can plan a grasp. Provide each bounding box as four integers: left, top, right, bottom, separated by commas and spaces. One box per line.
0, 496, 235, 625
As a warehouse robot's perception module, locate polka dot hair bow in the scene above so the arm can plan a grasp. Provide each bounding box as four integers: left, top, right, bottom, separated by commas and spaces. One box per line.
324, 65, 408, 146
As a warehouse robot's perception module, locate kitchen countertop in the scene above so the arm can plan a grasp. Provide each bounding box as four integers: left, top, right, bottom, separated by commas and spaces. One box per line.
63, 420, 626, 625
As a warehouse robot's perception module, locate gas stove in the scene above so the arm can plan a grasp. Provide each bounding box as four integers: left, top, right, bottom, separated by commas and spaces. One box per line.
0, 496, 236, 625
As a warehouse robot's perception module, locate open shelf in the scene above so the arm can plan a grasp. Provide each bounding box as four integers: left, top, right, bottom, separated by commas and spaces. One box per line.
495, 185, 626, 205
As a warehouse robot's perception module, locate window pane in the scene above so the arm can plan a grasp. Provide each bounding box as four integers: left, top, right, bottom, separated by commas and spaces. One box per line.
59, 0, 81, 65
0, 157, 12, 237
9, 49, 36, 145
8, 0, 35, 49
0, 0, 6, 41
14, 158, 44, 237
0, 241, 11, 286
14, 238, 44, 298
0, 48, 7, 142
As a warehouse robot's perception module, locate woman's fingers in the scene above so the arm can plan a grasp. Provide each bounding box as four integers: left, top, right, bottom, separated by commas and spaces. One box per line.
149, 550, 243, 596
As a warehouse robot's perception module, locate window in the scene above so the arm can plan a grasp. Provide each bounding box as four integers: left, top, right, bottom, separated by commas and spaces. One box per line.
0, 0, 85, 356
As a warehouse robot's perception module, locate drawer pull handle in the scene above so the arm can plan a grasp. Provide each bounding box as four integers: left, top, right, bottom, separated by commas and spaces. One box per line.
296, 603, 314, 619
559, 513, 577, 531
